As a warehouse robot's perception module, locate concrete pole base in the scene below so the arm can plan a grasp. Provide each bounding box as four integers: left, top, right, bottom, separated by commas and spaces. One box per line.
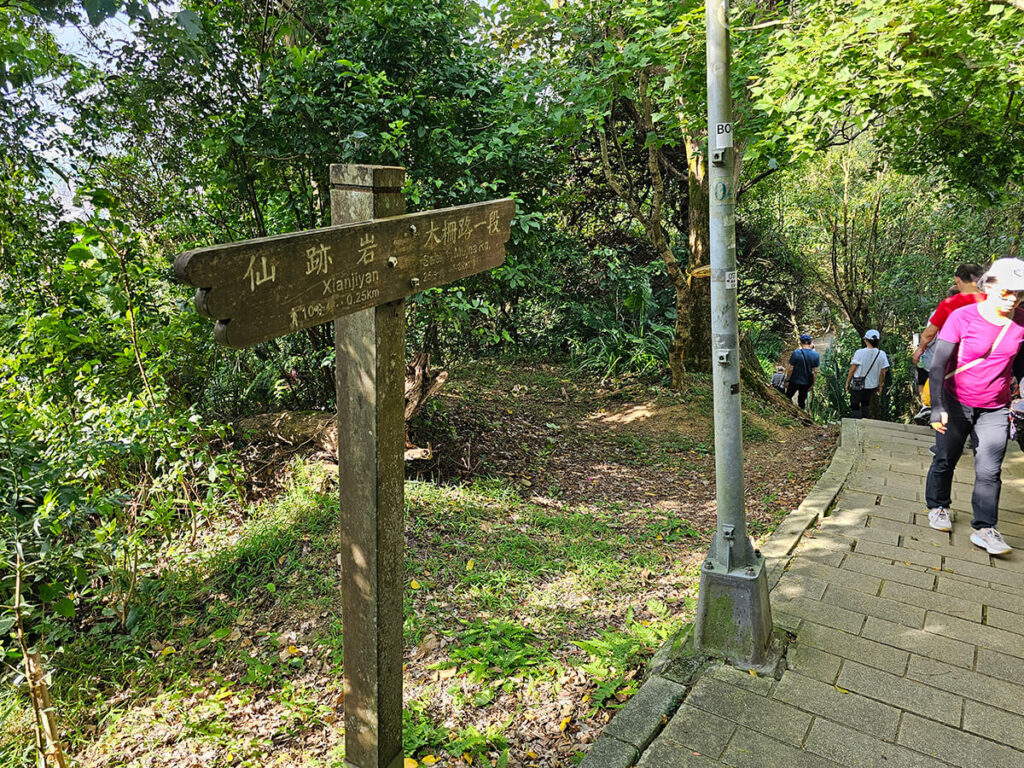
693, 554, 778, 673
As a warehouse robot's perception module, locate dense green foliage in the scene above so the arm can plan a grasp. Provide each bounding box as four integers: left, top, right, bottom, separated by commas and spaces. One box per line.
754, 0, 1024, 199
2, 0, 1024, 763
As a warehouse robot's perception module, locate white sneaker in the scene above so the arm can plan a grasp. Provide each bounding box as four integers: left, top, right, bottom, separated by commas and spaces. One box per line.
928, 507, 952, 532
970, 527, 1011, 555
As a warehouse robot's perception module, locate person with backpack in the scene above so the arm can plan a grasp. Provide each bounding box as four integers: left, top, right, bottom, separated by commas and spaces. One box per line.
771, 366, 787, 395
925, 258, 1024, 555
845, 330, 889, 419
784, 334, 820, 409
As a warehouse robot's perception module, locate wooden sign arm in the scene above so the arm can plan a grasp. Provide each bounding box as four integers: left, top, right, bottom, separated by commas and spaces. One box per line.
172, 198, 515, 349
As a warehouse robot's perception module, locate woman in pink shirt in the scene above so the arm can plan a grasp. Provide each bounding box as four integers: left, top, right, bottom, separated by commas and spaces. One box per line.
926, 258, 1024, 555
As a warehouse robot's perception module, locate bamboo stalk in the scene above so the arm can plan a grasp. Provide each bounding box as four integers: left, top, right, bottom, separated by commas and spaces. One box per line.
14, 554, 68, 767
27, 653, 69, 768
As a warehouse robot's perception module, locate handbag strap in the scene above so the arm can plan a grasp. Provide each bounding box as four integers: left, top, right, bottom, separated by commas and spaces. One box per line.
859, 350, 881, 378
944, 321, 1011, 380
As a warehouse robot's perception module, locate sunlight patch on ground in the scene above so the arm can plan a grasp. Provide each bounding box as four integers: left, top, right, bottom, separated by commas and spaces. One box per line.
588, 404, 656, 425
522, 572, 593, 613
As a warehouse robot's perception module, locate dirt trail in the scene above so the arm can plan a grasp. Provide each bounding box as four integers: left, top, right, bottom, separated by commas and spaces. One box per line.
413, 361, 838, 538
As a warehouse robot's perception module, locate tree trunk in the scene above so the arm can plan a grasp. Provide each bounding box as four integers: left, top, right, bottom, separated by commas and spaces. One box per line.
669, 283, 690, 389
593, 71, 721, 390
404, 352, 448, 423
26, 653, 69, 768
686, 137, 712, 371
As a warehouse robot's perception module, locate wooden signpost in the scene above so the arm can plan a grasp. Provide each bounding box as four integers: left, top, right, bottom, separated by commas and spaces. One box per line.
174, 189, 515, 349
175, 164, 514, 768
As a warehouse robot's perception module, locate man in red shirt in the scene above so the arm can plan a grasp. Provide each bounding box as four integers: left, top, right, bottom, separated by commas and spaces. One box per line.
913, 263, 985, 419
913, 263, 986, 367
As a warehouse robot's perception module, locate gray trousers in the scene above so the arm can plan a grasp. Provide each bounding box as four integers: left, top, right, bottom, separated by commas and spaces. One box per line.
925, 398, 1009, 530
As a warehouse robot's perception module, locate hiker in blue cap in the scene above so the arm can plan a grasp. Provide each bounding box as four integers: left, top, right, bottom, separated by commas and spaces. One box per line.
784, 334, 820, 409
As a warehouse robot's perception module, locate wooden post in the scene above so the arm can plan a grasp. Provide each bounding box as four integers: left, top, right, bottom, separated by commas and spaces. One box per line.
173, 168, 514, 765
331, 164, 407, 768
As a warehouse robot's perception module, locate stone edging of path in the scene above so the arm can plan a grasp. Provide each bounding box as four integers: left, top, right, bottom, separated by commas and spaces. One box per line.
578, 418, 863, 768
760, 418, 862, 588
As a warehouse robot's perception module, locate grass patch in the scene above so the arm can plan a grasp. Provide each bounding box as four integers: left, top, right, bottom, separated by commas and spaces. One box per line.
576, 602, 688, 714
609, 433, 713, 469
3, 362, 837, 767
742, 415, 772, 443
443, 618, 553, 682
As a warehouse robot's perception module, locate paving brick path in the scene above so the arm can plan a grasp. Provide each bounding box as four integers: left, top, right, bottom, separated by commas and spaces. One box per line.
622, 419, 1024, 768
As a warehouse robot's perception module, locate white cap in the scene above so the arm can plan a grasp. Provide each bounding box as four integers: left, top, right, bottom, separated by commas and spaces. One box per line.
984, 258, 1024, 291
864, 329, 880, 340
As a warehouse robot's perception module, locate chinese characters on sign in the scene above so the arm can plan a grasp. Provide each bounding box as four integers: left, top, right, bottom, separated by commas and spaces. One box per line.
305, 243, 332, 276
174, 198, 515, 348
358, 234, 377, 265
424, 214, 494, 249
244, 256, 276, 292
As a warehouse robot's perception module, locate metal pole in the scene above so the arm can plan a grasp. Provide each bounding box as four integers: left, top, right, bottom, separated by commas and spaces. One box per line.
706, 0, 752, 571
693, 0, 774, 669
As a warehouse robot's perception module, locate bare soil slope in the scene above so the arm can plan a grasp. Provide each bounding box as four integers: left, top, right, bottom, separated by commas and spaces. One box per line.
411, 361, 835, 538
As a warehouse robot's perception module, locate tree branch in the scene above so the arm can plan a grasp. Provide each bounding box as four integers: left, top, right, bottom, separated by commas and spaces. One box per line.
638, 70, 666, 242
732, 19, 791, 32
738, 166, 780, 201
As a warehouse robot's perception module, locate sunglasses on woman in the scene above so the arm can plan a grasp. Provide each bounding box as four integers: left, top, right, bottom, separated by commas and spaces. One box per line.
986, 282, 1024, 299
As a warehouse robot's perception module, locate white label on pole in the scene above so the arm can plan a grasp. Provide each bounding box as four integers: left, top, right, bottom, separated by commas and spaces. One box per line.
716, 122, 733, 149
725, 270, 738, 290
